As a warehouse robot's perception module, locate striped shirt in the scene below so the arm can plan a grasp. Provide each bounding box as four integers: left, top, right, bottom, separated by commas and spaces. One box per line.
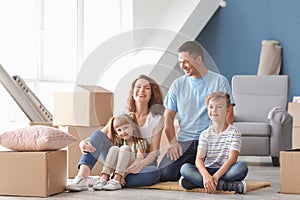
197, 124, 241, 168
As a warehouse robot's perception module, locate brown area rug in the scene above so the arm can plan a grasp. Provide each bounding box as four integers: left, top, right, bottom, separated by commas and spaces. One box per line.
138, 181, 271, 194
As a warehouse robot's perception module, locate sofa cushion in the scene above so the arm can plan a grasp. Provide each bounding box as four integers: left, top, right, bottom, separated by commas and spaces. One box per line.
234, 122, 270, 137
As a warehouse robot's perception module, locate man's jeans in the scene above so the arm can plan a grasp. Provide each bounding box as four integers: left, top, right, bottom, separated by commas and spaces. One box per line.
159, 140, 198, 181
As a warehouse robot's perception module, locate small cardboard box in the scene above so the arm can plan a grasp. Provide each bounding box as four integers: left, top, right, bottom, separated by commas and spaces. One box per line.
280, 149, 300, 194
288, 102, 300, 126
292, 127, 300, 149
60, 126, 104, 178
288, 103, 300, 148
53, 85, 113, 127
0, 150, 67, 197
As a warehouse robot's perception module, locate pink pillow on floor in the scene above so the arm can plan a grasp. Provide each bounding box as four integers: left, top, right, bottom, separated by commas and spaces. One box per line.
0, 125, 77, 151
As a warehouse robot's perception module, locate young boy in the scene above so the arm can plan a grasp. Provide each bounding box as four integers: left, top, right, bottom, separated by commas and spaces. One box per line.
179, 92, 248, 194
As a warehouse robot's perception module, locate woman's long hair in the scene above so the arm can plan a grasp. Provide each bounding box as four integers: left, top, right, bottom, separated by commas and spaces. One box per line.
127, 75, 164, 115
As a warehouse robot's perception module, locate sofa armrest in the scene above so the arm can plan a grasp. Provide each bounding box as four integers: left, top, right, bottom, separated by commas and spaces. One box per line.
268, 107, 293, 157
268, 107, 292, 124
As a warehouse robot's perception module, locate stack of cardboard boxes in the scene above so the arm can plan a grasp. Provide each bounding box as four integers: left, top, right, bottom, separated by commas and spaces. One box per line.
280, 102, 300, 194
53, 85, 113, 178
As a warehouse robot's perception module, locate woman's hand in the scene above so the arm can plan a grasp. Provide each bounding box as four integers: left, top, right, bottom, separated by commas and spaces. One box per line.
126, 161, 144, 174
167, 142, 182, 161
79, 140, 96, 154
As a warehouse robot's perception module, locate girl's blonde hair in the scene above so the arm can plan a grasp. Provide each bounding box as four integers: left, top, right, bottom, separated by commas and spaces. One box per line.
107, 113, 147, 153
205, 92, 231, 108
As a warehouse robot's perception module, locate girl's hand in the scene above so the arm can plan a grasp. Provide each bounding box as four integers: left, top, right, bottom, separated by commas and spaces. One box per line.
79, 141, 96, 154
120, 176, 126, 186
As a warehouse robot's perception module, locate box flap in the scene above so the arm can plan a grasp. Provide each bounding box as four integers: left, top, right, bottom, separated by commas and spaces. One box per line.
78, 85, 112, 93
283, 149, 300, 152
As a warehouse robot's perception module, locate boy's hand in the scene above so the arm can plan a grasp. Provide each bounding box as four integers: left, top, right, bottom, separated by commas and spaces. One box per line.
203, 174, 217, 193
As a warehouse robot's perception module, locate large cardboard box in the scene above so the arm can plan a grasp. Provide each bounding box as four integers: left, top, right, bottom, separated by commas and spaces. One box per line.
53, 85, 113, 127
288, 102, 300, 148
0, 150, 66, 197
280, 149, 300, 194
60, 126, 104, 178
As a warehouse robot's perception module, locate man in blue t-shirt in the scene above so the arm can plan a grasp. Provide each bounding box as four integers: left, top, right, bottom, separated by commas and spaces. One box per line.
159, 41, 235, 182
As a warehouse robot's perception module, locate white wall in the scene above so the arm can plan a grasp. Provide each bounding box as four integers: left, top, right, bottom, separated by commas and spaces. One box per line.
0, 0, 226, 130
88, 0, 226, 115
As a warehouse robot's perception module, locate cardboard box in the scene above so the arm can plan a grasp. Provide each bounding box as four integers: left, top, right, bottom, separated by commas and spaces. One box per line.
292, 127, 300, 149
288, 102, 300, 126
288, 102, 300, 148
29, 121, 58, 128
53, 85, 113, 127
0, 150, 66, 197
60, 126, 104, 178
280, 149, 300, 194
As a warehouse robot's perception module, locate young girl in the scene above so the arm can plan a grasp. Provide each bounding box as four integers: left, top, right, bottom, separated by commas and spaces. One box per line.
92, 113, 148, 191
179, 92, 248, 194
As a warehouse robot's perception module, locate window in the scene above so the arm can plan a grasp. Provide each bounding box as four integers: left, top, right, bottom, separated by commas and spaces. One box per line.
0, 0, 37, 78
0, 0, 124, 127
83, 0, 121, 60
41, 0, 78, 81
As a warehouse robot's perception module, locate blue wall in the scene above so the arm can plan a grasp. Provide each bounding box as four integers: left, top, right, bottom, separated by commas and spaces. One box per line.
196, 0, 300, 101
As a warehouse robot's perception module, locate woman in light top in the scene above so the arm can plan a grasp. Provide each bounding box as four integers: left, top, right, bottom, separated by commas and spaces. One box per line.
66, 75, 164, 191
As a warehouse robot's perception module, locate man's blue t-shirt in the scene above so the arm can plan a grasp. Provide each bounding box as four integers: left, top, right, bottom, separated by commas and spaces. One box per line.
164, 70, 234, 142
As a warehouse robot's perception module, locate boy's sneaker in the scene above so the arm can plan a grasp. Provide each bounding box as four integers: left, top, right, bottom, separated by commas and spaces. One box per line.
103, 179, 122, 191
179, 176, 197, 190
88, 176, 100, 187
92, 179, 107, 191
66, 175, 89, 192
236, 181, 247, 194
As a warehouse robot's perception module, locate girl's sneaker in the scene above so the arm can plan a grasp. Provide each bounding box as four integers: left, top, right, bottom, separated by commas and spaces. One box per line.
66, 175, 89, 192
103, 179, 122, 191
88, 176, 100, 187
92, 179, 107, 191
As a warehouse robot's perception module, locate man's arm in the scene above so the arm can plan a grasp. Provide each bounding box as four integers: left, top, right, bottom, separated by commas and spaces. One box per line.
164, 109, 182, 160
227, 105, 234, 124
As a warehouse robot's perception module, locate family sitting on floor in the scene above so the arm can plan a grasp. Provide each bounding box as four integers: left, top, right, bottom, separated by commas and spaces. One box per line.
66, 41, 248, 194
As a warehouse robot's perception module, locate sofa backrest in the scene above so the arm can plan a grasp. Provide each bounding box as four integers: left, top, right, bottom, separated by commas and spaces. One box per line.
232, 75, 289, 123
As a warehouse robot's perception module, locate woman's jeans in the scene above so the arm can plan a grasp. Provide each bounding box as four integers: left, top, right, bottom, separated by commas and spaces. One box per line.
180, 161, 248, 189
78, 130, 160, 187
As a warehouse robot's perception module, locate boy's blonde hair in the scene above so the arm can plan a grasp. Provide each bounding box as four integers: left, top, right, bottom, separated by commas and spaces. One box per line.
205, 92, 230, 108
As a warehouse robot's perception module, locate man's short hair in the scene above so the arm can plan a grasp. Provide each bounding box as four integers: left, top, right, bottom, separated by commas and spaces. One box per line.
178, 41, 204, 60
